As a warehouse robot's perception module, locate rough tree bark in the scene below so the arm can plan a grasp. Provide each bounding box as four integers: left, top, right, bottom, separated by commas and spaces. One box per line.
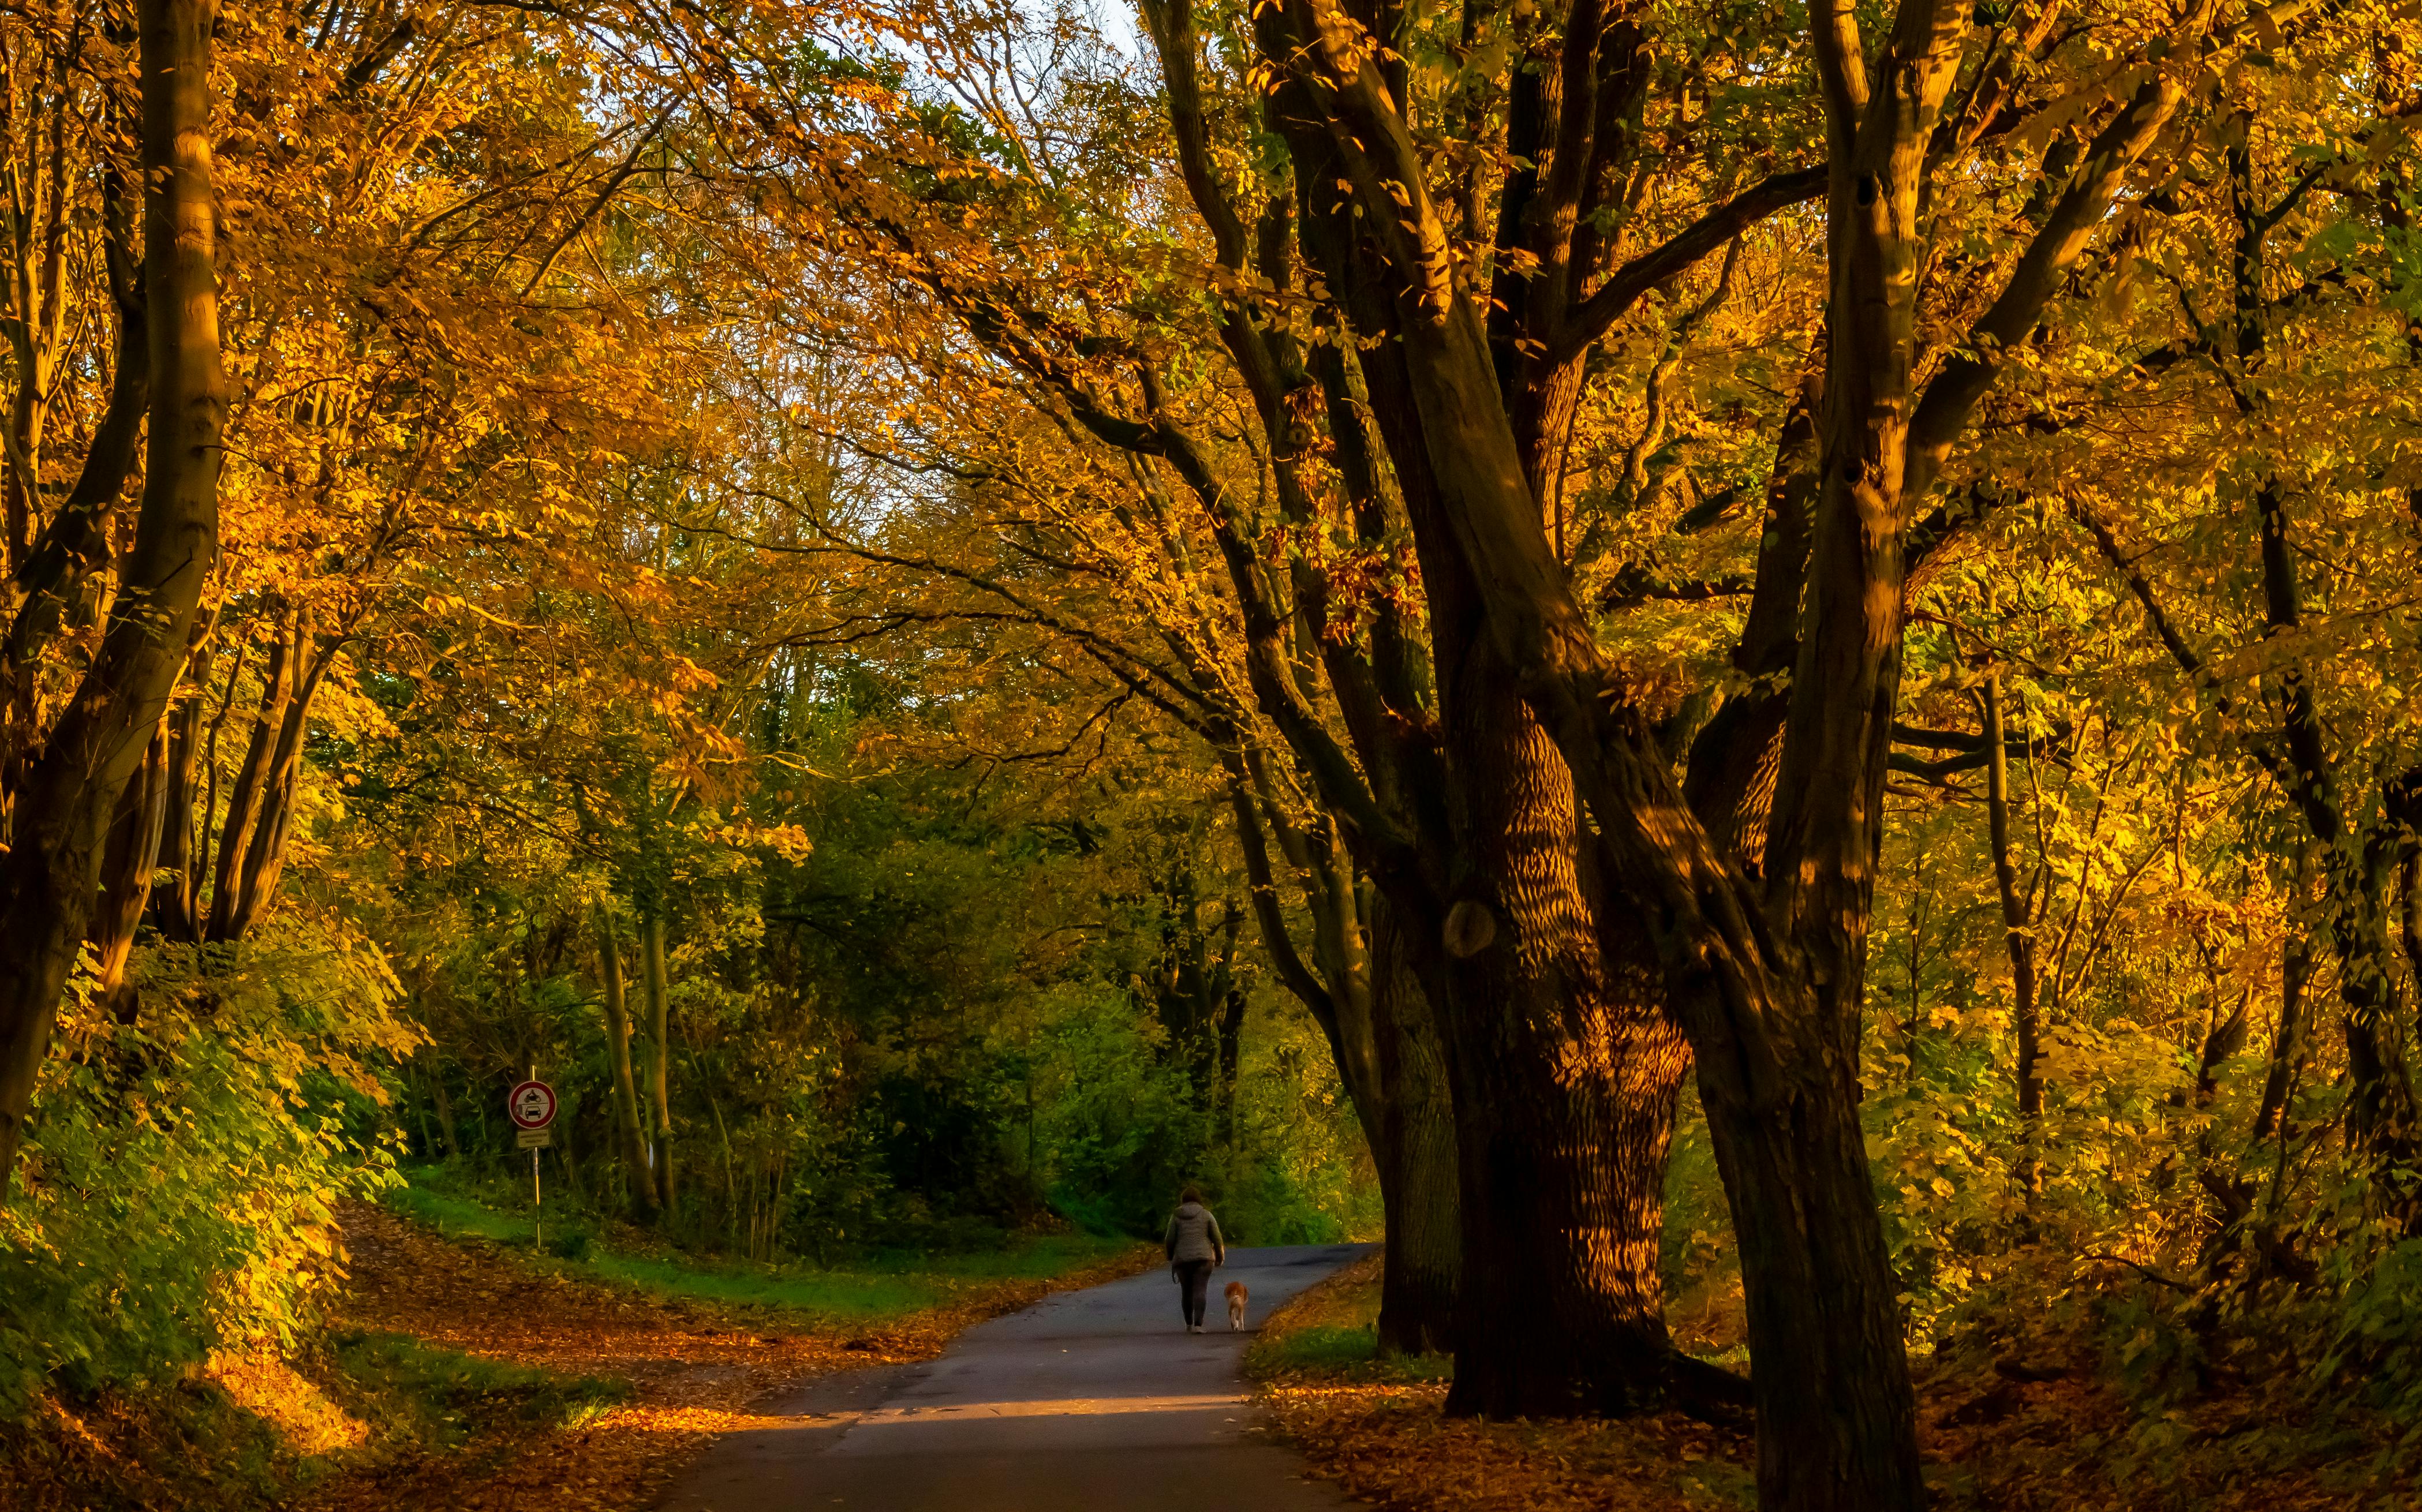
1266, 123, 1726, 1410
1223, 0, 2192, 1496
0, 0, 224, 1197
1433, 660, 1699, 1416
1368, 899, 1460, 1356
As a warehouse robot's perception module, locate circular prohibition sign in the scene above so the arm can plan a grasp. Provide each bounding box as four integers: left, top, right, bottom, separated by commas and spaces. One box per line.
508, 1079, 558, 1131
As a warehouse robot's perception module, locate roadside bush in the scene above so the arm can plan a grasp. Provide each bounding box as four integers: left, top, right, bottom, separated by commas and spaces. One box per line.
0, 918, 413, 1411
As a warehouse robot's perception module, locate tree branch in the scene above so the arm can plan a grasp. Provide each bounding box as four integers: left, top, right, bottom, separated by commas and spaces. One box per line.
1549, 166, 1826, 368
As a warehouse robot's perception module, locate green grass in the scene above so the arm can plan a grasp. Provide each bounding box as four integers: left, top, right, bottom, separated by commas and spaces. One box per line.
1243, 1261, 1455, 1386
381, 1167, 1141, 1327
1253, 1322, 1455, 1384
384, 1181, 541, 1245
323, 1331, 631, 1448
584, 1232, 1132, 1321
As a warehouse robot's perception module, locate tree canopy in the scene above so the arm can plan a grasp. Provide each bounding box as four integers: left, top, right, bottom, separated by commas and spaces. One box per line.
2, 0, 2420, 1505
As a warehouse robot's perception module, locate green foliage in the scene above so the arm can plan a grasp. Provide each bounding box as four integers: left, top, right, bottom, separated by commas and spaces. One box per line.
389, 1170, 1138, 1322
1025, 982, 1216, 1236
383, 1177, 537, 1245
377, 681, 1378, 1268
0, 919, 414, 1413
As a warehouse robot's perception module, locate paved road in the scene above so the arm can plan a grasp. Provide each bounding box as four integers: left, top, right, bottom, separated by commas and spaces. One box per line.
659, 1244, 1368, 1512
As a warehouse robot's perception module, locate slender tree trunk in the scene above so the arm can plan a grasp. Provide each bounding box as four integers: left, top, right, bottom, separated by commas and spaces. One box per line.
698, 1071, 738, 1249
411, 1063, 440, 1159
215, 618, 330, 940
149, 642, 207, 941
0, 0, 223, 1198
2193, 990, 2250, 1109
641, 908, 675, 1213
2328, 883, 2416, 1156
91, 725, 171, 1022
2402, 850, 2422, 1007
1230, 760, 1465, 1356
202, 611, 343, 946
1982, 674, 2042, 1118
596, 908, 657, 1219
1, 150, 147, 814
1215, 979, 1244, 1146
554, 1095, 585, 1203
2254, 915, 2313, 1141
156, 641, 241, 942
429, 1068, 461, 1159
207, 619, 294, 940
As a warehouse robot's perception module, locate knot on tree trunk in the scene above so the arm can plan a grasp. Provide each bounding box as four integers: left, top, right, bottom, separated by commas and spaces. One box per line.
1444, 899, 1497, 959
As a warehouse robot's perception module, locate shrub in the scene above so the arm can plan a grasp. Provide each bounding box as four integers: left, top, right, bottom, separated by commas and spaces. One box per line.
0, 918, 414, 1412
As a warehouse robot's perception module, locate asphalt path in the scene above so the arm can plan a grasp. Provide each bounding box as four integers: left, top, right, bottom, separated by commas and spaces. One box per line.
657, 1243, 1370, 1512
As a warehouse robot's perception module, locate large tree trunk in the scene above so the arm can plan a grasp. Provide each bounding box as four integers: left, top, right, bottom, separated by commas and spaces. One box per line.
596, 908, 659, 1219
1258, 38, 1920, 1494
1214, 974, 1245, 1145
1279, 176, 1706, 1409
0, 0, 223, 1199
1435, 663, 1697, 1417
640, 908, 676, 1212
1685, 1008, 1922, 1507
1369, 901, 1460, 1356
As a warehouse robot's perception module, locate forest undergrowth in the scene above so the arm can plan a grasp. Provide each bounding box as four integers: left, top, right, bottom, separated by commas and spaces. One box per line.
0, 1193, 1153, 1512
1249, 1255, 2416, 1512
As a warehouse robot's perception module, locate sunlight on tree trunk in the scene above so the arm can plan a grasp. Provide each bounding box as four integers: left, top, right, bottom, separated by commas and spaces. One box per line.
0, 0, 223, 1199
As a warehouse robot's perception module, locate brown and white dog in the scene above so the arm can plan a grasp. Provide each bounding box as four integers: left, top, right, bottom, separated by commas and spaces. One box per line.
1224, 1279, 1249, 1331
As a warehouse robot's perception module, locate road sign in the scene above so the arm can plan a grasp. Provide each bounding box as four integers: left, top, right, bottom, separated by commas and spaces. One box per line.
509, 1079, 558, 1130
515, 1127, 553, 1150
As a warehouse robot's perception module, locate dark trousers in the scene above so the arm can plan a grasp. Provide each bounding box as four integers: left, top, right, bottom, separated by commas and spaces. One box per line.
1174, 1260, 1213, 1326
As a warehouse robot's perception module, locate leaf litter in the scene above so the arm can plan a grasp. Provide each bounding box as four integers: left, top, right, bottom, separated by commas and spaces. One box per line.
3, 1200, 1153, 1511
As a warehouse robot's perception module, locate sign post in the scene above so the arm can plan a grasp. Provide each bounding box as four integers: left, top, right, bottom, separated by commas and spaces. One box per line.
508, 1069, 558, 1248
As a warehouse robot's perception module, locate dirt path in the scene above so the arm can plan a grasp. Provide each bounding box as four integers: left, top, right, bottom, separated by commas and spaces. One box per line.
659, 1244, 1369, 1512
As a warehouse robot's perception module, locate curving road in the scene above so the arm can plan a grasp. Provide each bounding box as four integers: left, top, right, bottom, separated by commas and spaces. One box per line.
657, 1243, 1369, 1512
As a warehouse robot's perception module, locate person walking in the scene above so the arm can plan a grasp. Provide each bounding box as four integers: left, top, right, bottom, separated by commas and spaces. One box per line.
1163, 1184, 1225, 1333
